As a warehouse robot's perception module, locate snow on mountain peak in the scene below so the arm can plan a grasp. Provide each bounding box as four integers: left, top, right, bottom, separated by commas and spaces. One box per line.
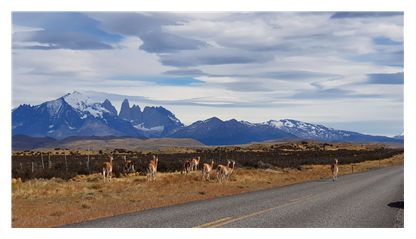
63, 91, 93, 110
267, 119, 298, 129
394, 133, 404, 139
240, 120, 257, 127
264, 119, 341, 140
267, 120, 283, 129
63, 91, 109, 118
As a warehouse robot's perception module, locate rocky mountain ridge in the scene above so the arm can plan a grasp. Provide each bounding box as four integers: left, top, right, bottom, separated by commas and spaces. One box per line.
12, 91, 184, 139
12, 91, 403, 145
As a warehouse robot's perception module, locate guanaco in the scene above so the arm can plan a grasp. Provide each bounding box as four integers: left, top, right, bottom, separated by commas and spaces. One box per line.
221, 160, 235, 182
123, 155, 135, 174
202, 159, 214, 181
331, 159, 339, 181
181, 160, 191, 175
191, 156, 200, 171
103, 156, 113, 183
146, 156, 158, 182
216, 160, 230, 182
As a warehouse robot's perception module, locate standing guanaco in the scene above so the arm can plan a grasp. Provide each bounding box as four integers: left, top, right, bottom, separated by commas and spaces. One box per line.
147, 156, 158, 182
202, 159, 214, 181
221, 160, 235, 182
191, 156, 200, 171
103, 156, 113, 183
181, 160, 191, 175
331, 159, 339, 181
123, 155, 135, 174
216, 160, 230, 182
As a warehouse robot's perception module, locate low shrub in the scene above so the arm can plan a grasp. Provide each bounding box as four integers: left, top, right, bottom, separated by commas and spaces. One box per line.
50, 210, 65, 216
11, 148, 403, 182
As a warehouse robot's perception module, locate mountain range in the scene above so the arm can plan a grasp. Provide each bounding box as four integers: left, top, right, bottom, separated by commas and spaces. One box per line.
12, 91, 404, 146
12, 91, 183, 139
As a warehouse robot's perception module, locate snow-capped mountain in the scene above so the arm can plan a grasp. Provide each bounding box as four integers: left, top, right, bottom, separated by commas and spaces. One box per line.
166, 117, 296, 145
266, 119, 401, 142
11, 91, 402, 144
394, 133, 404, 140
267, 119, 344, 141
166, 117, 402, 145
118, 99, 184, 137
62, 91, 109, 118
12, 91, 184, 139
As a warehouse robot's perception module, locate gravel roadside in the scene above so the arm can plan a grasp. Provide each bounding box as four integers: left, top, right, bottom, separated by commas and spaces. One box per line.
394, 195, 404, 228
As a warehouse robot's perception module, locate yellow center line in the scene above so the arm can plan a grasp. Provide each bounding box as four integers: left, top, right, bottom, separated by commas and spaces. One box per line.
208, 199, 306, 228
290, 194, 313, 202
193, 217, 232, 228
199, 185, 346, 228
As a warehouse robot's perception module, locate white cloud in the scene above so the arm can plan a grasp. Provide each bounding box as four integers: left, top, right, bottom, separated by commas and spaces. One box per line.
12, 24, 44, 33
10, 11, 405, 136
12, 36, 174, 79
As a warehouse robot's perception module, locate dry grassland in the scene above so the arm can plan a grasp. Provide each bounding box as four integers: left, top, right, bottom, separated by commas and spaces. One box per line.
12, 141, 390, 157
11, 153, 404, 228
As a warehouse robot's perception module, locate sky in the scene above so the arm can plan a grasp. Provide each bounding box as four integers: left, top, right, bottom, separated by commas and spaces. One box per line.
9, 2, 407, 137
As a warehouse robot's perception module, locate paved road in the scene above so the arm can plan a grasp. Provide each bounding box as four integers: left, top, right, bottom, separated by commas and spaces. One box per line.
59, 164, 404, 228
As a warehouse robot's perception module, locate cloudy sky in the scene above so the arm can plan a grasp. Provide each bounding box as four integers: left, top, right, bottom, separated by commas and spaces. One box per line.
10, 5, 405, 137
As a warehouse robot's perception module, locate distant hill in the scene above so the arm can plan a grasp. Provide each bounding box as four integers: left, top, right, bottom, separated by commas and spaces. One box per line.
11, 134, 57, 151
12, 135, 206, 151
231, 137, 404, 149
12, 134, 404, 152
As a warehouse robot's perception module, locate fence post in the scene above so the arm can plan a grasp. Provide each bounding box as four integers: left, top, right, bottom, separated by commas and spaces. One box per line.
41, 152, 44, 169
87, 146, 90, 169
32, 162, 34, 173
48, 152, 51, 169
65, 149, 68, 172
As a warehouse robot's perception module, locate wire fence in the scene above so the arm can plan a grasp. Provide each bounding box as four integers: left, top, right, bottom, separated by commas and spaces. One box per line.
11, 147, 404, 181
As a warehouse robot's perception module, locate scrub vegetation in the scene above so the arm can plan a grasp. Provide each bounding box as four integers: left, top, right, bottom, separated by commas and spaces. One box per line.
11, 141, 404, 228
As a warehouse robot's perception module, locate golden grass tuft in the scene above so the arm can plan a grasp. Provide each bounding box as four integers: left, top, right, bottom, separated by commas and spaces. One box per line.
12, 153, 404, 228
11, 178, 22, 184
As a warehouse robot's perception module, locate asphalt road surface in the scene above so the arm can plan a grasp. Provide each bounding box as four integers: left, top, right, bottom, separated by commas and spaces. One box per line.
59, 164, 404, 228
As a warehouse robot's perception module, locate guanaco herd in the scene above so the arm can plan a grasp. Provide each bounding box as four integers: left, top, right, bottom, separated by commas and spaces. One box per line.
103, 155, 339, 183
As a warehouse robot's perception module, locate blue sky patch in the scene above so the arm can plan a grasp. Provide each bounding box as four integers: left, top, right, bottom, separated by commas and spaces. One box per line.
330, 12, 403, 19
367, 72, 404, 84
373, 37, 402, 46
348, 50, 404, 67
12, 12, 123, 44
